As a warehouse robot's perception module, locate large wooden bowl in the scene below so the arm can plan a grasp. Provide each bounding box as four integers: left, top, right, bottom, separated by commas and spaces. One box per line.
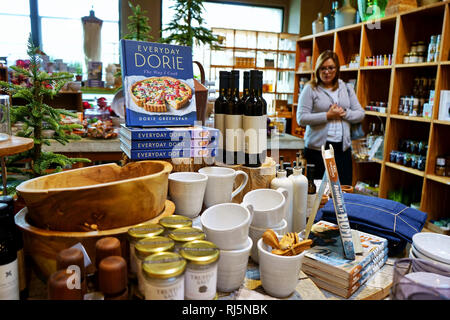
16, 160, 172, 231
15, 202, 175, 280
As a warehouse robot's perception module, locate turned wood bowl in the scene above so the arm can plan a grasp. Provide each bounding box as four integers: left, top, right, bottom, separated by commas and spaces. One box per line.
15, 202, 175, 280
16, 160, 172, 231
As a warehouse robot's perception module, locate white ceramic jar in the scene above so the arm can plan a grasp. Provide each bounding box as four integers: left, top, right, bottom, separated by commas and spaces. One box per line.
270, 169, 294, 232
289, 166, 308, 233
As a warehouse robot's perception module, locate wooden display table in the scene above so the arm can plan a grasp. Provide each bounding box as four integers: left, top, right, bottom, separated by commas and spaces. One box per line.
0, 136, 34, 195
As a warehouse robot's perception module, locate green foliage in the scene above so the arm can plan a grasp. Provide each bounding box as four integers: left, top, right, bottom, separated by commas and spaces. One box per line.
0, 35, 90, 181
160, 0, 219, 49
124, 1, 153, 41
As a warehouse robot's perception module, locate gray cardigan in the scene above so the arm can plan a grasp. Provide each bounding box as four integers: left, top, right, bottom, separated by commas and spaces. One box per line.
296, 79, 365, 152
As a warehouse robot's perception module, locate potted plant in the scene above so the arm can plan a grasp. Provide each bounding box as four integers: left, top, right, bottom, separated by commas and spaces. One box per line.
0, 36, 90, 185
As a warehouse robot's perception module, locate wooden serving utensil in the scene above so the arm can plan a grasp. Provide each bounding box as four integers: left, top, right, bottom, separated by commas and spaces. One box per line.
262, 229, 281, 249
271, 239, 313, 256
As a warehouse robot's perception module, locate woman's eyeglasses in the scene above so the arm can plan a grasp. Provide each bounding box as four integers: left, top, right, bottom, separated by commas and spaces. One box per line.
319, 66, 336, 73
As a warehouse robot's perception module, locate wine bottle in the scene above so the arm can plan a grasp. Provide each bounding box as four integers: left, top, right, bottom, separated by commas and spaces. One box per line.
0, 196, 27, 300
242, 71, 250, 102
225, 70, 244, 165
306, 164, 317, 220
214, 71, 230, 163
0, 203, 19, 300
243, 70, 267, 167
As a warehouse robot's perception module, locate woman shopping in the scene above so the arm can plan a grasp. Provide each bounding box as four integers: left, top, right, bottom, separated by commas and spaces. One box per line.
297, 50, 364, 185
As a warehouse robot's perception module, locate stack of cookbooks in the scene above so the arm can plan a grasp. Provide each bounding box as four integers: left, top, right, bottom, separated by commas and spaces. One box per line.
119, 39, 219, 161
302, 220, 388, 298
119, 125, 219, 160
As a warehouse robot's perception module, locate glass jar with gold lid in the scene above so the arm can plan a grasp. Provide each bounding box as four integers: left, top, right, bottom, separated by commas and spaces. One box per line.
159, 215, 192, 235
127, 223, 164, 277
135, 236, 175, 298
142, 251, 186, 300
179, 240, 220, 300
168, 227, 205, 252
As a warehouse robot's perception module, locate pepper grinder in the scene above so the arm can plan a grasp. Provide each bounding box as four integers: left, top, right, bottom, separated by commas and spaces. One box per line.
98, 256, 129, 300
56, 247, 87, 295
95, 236, 122, 269
48, 270, 83, 300
270, 156, 294, 232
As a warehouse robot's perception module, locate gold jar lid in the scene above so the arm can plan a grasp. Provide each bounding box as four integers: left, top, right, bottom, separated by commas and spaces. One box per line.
179, 240, 219, 265
168, 227, 205, 243
159, 215, 192, 229
135, 236, 175, 260
142, 252, 186, 279
127, 223, 164, 242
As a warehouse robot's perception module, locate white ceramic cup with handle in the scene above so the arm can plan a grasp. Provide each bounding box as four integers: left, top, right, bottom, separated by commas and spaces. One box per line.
168, 172, 208, 218
198, 166, 248, 208
242, 187, 288, 228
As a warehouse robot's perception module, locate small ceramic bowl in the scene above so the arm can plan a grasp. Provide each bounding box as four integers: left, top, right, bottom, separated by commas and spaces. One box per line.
243, 188, 288, 228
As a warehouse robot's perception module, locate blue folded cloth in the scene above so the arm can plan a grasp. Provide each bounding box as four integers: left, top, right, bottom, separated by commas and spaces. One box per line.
315, 193, 428, 255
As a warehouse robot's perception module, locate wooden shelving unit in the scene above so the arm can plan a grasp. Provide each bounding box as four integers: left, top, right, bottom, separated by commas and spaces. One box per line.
208, 28, 298, 114
293, 0, 450, 224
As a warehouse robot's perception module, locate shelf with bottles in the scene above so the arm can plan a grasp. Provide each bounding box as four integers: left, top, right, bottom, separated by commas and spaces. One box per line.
391, 66, 437, 118
352, 161, 382, 192
421, 178, 450, 221
426, 121, 450, 179
335, 27, 361, 68
357, 68, 391, 113
360, 16, 396, 67
383, 166, 424, 206
396, 4, 445, 65
435, 64, 450, 120
296, 39, 314, 73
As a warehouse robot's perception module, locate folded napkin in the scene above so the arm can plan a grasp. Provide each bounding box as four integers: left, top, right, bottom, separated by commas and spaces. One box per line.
315, 193, 428, 255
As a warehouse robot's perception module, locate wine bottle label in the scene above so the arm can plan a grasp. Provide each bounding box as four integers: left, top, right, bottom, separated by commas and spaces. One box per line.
243, 115, 267, 154
225, 115, 243, 152
0, 259, 19, 300
214, 113, 225, 149
184, 265, 217, 300
307, 193, 316, 210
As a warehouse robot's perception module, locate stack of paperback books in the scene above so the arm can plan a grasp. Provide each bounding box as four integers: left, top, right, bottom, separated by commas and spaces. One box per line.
119, 125, 219, 160
302, 220, 388, 298
119, 39, 219, 161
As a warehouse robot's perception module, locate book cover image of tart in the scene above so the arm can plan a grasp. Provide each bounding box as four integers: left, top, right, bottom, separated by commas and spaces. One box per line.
120, 39, 197, 127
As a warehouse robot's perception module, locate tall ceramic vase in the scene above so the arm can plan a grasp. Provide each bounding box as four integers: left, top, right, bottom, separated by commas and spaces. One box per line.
336, 0, 357, 28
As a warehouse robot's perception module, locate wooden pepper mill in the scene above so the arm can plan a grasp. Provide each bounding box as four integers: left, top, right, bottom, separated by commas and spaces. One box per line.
98, 256, 129, 300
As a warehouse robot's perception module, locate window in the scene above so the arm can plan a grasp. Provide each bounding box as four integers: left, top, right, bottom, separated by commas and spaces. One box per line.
0, 0, 119, 72
0, 0, 31, 65
161, 0, 284, 37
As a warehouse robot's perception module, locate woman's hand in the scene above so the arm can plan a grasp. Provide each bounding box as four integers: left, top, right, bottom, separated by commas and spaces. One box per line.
326, 104, 346, 120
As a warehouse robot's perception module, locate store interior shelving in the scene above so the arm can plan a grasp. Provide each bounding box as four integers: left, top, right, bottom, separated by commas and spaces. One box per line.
206, 28, 298, 115
293, 0, 450, 224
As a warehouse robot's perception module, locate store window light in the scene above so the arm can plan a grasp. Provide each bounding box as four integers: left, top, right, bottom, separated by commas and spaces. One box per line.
0, 0, 119, 71
39, 0, 120, 71
161, 0, 283, 38
0, 0, 31, 65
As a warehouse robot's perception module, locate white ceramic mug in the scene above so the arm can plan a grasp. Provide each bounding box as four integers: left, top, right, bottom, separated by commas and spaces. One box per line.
257, 233, 306, 298
168, 172, 208, 218
198, 166, 248, 208
249, 219, 287, 264
242, 187, 288, 228
217, 237, 253, 292
200, 202, 253, 250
